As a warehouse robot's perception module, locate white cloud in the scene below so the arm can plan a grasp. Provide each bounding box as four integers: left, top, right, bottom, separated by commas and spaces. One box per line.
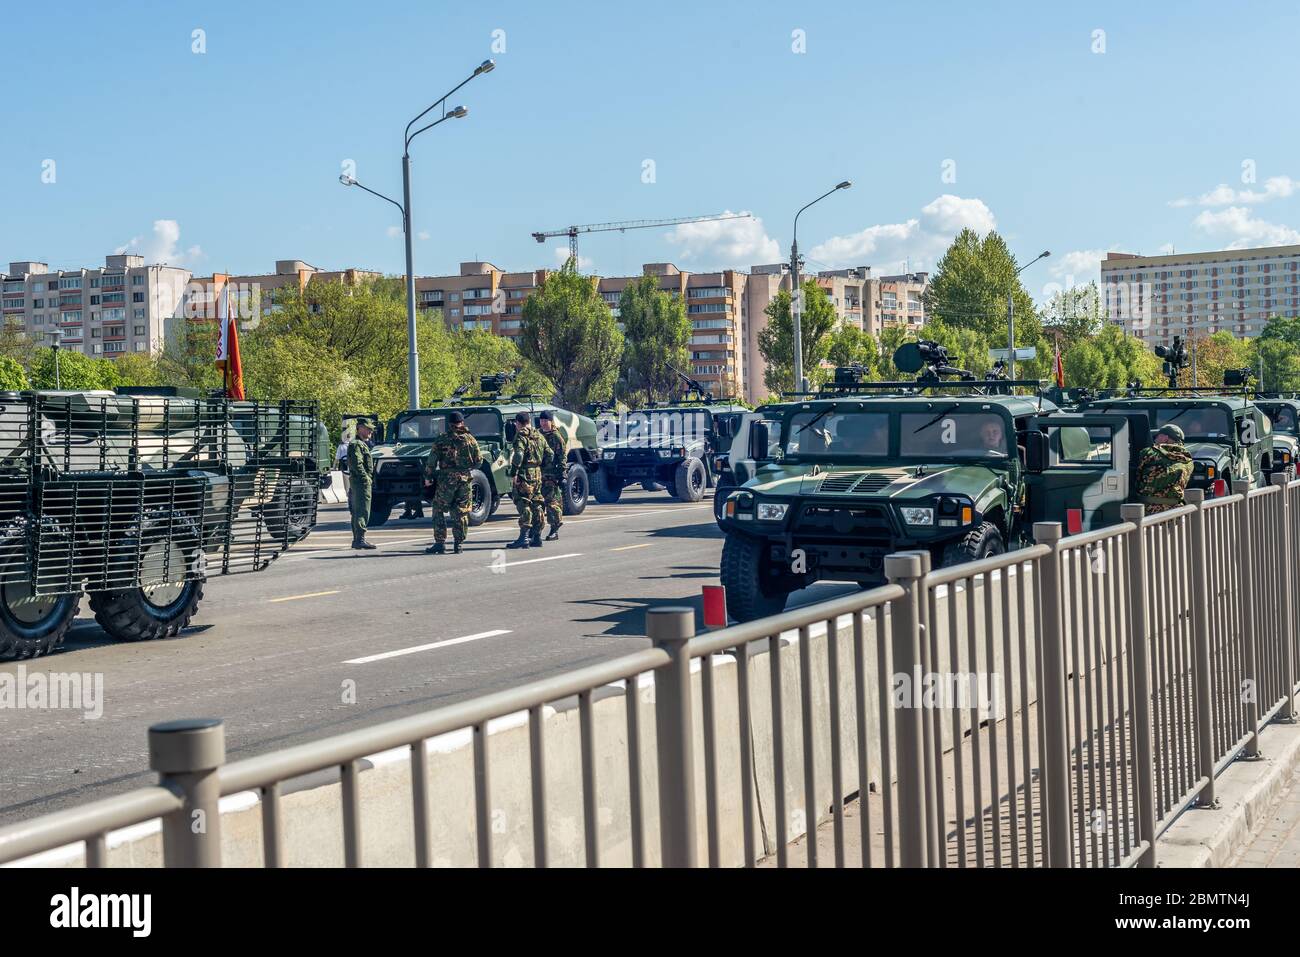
114, 219, 202, 266
551, 245, 593, 270
1170, 176, 1299, 208
1045, 248, 1115, 287
417, 230, 431, 241
1192, 206, 1300, 248
663, 211, 780, 266
807, 194, 995, 273
386, 225, 403, 238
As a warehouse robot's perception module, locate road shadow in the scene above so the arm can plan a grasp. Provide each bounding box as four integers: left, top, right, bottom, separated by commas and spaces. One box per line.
49, 619, 216, 656
645, 521, 723, 541
568, 595, 706, 639
639, 564, 719, 581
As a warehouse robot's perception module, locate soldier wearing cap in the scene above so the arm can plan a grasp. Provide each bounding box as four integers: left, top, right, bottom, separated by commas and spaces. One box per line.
537, 410, 567, 541
1136, 423, 1194, 514
507, 411, 551, 549
425, 410, 481, 555
347, 420, 377, 549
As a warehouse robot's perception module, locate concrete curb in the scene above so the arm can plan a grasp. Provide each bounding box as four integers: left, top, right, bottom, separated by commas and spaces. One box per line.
1155, 716, 1300, 867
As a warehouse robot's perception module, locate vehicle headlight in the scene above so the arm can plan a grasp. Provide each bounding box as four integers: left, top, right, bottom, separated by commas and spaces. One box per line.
756, 502, 788, 522
900, 506, 935, 526
658, 449, 673, 458
602, 451, 617, 460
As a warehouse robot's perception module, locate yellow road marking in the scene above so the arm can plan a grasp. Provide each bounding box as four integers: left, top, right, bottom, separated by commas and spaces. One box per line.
610, 543, 652, 552
269, 590, 341, 603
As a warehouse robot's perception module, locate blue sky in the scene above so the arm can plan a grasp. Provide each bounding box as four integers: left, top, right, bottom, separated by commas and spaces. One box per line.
3, 0, 1299, 301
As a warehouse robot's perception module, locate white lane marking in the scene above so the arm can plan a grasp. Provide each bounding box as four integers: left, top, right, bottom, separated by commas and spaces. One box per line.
269, 589, 340, 603
492, 552, 581, 568
344, 629, 513, 664
610, 543, 652, 552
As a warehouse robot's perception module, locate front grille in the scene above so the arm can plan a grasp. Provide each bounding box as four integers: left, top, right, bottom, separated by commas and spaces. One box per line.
795, 503, 892, 540
814, 473, 895, 495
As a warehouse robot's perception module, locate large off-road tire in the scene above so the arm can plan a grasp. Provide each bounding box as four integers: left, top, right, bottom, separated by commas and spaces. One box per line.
89, 511, 206, 643
466, 469, 493, 527
562, 465, 589, 516
721, 533, 790, 623
0, 582, 79, 660
265, 475, 317, 544
90, 580, 204, 643
941, 521, 1005, 570
592, 468, 624, 504
713, 473, 736, 528
673, 457, 707, 503
367, 495, 392, 527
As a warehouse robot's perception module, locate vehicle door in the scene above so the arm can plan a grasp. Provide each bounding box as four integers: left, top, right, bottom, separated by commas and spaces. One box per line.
1024, 414, 1131, 530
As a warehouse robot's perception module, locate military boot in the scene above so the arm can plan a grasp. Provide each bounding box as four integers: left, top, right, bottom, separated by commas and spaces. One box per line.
545, 523, 561, 541
353, 539, 377, 551
506, 530, 530, 549
452, 541, 463, 554
426, 541, 446, 555
529, 527, 543, 548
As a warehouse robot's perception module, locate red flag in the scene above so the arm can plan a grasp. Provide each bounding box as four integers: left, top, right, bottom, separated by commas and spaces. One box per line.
214, 279, 245, 399
1054, 343, 1065, 388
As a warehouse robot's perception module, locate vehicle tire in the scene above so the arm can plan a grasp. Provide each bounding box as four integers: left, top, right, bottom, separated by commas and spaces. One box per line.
721, 533, 789, 623
89, 511, 206, 642
0, 581, 79, 660
673, 457, 707, 502
367, 495, 392, 527
467, 469, 492, 527
941, 522, 1005, 569
562, 464, 589, 516
713, 472, 736, 528
592, 468, 624, 504
265, 475, 317, 545
642, 481, 665, 492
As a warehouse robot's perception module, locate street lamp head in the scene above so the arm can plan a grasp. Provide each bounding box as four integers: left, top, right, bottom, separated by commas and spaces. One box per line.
1040, 250, 1052, 259
339, 174, 356, 186
475, 59, 496, 75
836, 180, 852, 190
450, 105, 469, 119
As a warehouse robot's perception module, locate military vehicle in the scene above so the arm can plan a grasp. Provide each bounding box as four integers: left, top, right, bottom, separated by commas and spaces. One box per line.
716, 341, 1144, 621
0, 388, 325, 659
593, 366, 747, 505
1250, 392, 1300, 477
367, 373, 601, 527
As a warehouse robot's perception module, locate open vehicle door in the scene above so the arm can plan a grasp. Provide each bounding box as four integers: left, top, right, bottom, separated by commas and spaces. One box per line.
1024, 413, 1136, 531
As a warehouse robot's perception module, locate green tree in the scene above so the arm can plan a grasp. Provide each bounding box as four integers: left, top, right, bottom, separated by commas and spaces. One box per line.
618, 274, 691, 403
1178, 331, 1249, 388
111, 352, 164, 387
445, 330, 553, 398
875, 324, 916, 380
0, 355, 29, 390
518, 260, 623, 408
30, 348, 120, 390
825, 322, 879, 375
1062, 325, 1160, 390
1252, 334, 1300, 392
1042, 282, 1103, 347
757, 280, 838, 394
926, 228, 1044, 348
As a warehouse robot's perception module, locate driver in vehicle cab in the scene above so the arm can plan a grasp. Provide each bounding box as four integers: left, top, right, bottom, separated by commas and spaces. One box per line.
979, 418, 1008, 456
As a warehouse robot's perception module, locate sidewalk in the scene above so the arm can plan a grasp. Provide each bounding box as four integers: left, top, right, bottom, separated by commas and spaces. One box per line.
1228, 760, 1300, 868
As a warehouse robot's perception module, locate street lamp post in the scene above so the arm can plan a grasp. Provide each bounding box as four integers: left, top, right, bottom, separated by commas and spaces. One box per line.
1007, 250, 1051, 379
48, 329, 63, 389
790, 181, 851, 393
339, 60, 494, 410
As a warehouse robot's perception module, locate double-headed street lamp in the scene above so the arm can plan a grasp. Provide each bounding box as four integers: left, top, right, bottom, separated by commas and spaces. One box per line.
790, 181, 851, 393
1007, 250, 1050, 379
340, 59, 495, 410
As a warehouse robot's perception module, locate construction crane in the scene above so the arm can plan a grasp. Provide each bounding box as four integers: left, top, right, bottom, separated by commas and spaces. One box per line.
531, 212, 753, 263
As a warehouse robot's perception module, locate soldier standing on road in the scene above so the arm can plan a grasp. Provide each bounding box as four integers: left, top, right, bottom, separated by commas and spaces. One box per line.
507, 411, 549, 550
347, 420, 377, 550
1136, 423, 1195, 514
537, 410, 567, 541
425, 411, 481, 555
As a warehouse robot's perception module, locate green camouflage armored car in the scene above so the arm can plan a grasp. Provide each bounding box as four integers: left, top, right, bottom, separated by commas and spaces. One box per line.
367, 374, 601, 527
1251, 395, 1300, 477
716, 343, 1144, 621
0, 388, 326, 659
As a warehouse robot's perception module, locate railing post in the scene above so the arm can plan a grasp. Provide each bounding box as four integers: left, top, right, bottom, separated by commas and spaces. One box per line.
902, 549, 942, 868
648, 606, 698, 868
1233, 480, 1261, 754
1032, 522, 1073, 867
885, 552, 927, 867
1271, 474, 1296, 719
149, 718, 225, 867
1184, 489, 1218, 808
1120, 504, 1158, 868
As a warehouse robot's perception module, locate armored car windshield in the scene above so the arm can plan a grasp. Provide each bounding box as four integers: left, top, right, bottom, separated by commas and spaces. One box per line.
1150, 406, 1231, 440
899, 411, 1010, 459
784, 410, 889, 457
395, 410, 501, 442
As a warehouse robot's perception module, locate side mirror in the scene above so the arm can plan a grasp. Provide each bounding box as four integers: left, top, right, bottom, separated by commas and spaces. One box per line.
1024, 431, 1048, 473
749, 421, 772, 461
373, 423, 384, 444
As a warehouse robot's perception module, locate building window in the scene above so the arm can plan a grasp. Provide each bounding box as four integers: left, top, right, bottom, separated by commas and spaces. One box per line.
132, 292, 144, 303
133, 309, 144, 320
91, 328, 100, 338
58, 277, 82, 290
132, 275, 144, 285
134, 342, 146, 352
133, 325, 146, 335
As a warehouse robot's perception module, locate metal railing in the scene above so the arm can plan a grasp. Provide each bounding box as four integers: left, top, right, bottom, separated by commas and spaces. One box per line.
3, 479, 1299, 868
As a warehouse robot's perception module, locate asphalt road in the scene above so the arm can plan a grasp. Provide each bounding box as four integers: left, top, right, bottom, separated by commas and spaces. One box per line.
0, 489, 854, 825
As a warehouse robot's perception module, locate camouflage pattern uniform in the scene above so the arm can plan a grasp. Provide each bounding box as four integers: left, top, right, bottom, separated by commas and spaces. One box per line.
426, 424, 481, 544
539, 426, 567, 533
1136, 438, 1194, 514
347, 439, 374, 544
509, 424, 551, 531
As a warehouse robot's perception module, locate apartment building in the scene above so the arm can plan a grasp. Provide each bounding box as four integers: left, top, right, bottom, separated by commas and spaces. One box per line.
874, 272, 929, 331
1102, 244, 1300, 346
412, 262, 548, 341
188, 260, 381, 322
0, 255, 190, 358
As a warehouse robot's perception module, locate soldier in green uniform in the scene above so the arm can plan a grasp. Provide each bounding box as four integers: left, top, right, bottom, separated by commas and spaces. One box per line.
1136, 423, 1195, 514
537, 410, 567, 541
507, 411, 550, 549
424, 411, 481, 555
347, 421, 377, 549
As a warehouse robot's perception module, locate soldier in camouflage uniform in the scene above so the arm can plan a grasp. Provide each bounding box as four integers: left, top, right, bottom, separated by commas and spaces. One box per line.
1136, 423, 1195, 514
537, 410, 567, 541
347, 421, 377, 550
424, 410, 481, 555
507, 411, 551, 549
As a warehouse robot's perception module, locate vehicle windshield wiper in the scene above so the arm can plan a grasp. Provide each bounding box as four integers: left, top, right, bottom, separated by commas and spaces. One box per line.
795, 407, 834, 436
911, 403, 961, 434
